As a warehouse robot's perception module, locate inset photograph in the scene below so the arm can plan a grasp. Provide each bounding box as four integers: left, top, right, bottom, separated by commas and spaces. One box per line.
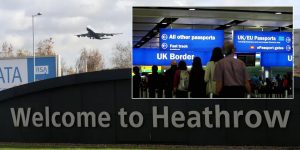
132, 7, 293, 99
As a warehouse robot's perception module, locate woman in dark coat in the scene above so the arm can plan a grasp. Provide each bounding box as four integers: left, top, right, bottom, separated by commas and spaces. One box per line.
189, 57, 206, 98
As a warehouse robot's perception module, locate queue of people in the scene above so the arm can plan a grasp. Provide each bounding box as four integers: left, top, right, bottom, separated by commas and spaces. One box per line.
250, 73, 293, 98
133, 41, 292, 98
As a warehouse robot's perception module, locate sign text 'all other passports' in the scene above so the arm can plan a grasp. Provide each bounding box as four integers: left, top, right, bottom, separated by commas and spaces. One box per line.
159, 29, 224, 51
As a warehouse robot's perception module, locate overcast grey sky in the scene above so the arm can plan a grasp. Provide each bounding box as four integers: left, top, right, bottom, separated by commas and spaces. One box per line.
0, 0, 299, 68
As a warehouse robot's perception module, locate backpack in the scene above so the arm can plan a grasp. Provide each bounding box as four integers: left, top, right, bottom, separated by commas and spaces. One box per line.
177, 70, 189, 91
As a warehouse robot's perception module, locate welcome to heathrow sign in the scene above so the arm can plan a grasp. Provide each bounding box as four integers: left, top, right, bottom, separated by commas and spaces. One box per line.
0, 69, 299, 146
10, 105, 289, 129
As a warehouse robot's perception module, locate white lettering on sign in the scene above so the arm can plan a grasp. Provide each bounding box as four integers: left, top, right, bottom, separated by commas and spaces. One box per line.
156, 53, 194, 61
238, 35, 276, 41
151, 105, 290, 128
157, 53, 168, 60
170, 53, 194, 60
166, 34, 216, 41
0, 59, 28, 90
238, 35, 246, 40
10, 106, 290, 128
254, 36, 276, 41
288, 55, 293, 61
191, 35, 215, 40
35, 65, 49, 75
11, 107, 111, 128
256, 46, 285, 51
169, 44, 188, 51
176, 35, 190, 40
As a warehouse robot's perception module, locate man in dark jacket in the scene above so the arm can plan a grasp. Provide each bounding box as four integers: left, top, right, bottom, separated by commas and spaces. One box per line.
147, 65, 164, 98
164, 60, 177, 98
133, 66, 141, 98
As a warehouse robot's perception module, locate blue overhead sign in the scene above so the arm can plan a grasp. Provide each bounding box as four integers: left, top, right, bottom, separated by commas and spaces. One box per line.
233, 30, 293, 53
133, 48, 211, 66
260, 52, 293, 67
159, 29, 224, 51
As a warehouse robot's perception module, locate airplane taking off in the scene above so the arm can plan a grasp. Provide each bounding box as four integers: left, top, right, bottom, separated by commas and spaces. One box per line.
76, 26, 122, 40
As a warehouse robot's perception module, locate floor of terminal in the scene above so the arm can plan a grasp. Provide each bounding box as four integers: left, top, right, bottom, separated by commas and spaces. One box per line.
135, 88, 293, 99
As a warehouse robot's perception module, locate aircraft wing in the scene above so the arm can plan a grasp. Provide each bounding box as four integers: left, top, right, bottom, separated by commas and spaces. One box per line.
96, 37, 111, 40
76, 33, 89, 37
96, 33, 122, 36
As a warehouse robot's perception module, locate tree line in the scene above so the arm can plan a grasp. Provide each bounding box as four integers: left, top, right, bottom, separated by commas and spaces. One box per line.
0, 38, 131, 76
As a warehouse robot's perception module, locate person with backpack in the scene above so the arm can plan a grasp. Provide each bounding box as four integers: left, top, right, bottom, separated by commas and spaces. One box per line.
173, 60, 189, 98
204, 47, 224, 98
189, 57, 206, 98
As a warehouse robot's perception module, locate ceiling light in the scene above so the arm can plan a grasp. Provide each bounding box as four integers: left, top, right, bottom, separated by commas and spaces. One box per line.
189, 8, 196, 11
226, 24, 231, 27
275, 12, 282, 15
162, 22, 167, 25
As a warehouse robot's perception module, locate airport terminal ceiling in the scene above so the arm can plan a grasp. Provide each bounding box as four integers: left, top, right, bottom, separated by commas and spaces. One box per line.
133, 7, 293, 48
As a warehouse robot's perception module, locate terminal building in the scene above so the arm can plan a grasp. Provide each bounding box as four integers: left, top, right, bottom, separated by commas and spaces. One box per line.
132, 7, 293, 98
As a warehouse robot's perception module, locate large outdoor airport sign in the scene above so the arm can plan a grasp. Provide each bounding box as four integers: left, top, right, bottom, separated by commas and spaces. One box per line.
8, 105, 290, 129
0, 59, 28, 91
0, 56, 58, 91
133, 48, 211, 66
0, 69, 300, 145
260, 52, 293, 67
159, 29, 224, 51
233, 30, 293, 53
